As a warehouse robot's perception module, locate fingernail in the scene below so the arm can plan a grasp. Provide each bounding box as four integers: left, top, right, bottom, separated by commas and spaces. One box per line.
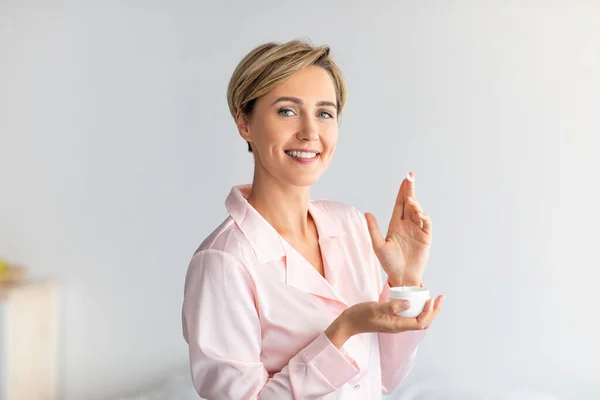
407, 196, 414, 202
401, 301, 410, 310
406, 171, 415, 182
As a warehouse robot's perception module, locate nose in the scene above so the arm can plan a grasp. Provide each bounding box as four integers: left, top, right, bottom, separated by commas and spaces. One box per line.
297, 114, 319, 142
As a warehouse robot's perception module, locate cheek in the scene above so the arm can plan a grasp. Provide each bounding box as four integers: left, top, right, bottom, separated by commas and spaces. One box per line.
252, 124, 284, 150
322, 128, 339, 150
262, 118, 295, 144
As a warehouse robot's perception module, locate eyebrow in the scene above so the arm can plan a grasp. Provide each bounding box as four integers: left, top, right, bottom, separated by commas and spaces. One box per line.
270, 96, 337, 109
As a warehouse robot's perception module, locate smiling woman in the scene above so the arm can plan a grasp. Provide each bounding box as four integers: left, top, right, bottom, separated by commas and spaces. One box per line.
235, 65, 339, 188
182, 38, 443, 399
226, 42, 344, 190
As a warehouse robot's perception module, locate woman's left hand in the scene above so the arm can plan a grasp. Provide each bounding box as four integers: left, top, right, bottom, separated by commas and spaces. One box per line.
365, 172, 432, 287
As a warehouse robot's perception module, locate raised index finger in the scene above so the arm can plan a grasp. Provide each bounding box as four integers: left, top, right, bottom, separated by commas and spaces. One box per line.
405, 171, 415, 199
403, 171, 416, 221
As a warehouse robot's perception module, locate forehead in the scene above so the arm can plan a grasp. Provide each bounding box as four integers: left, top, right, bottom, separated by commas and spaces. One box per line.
264, 65, 337, 103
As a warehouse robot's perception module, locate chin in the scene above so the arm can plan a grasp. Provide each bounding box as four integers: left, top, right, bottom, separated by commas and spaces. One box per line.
284, 173, 322, 188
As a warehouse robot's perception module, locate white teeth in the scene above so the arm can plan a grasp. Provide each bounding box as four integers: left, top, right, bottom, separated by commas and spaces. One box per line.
285, 151, 318, 159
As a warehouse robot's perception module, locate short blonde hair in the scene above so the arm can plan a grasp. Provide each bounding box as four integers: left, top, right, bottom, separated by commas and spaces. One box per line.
226, 39, 347, 152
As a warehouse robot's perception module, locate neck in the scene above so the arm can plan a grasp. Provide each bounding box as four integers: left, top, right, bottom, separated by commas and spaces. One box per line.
246, 170, 312, 240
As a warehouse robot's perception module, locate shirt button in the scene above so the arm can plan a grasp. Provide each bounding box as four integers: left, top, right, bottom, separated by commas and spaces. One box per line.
354, 383, 361, 390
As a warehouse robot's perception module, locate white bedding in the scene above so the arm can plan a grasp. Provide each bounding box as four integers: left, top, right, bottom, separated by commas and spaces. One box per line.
111, 366, 198, 400
110, 367, 561, 400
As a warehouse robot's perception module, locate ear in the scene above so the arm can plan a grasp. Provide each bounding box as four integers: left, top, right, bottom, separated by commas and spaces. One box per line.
235, 111, 252, 144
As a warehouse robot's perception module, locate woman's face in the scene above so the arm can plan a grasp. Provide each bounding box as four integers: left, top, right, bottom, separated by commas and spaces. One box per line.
237, 65, 339, 187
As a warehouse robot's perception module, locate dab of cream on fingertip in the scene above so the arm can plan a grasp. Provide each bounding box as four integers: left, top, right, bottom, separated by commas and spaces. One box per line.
406, 171, 415, 182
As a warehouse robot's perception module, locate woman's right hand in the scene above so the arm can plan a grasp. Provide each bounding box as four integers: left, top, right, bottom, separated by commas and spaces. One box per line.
325, 295, 444, 348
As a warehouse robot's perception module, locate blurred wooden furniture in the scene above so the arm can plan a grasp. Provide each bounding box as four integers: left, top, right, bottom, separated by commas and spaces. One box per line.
0, 280, 60, 400
0, 265, 27, 284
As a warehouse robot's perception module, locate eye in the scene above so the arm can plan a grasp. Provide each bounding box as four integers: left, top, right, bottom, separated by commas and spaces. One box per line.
318, 111, 334, 119
278, 108, 295, 117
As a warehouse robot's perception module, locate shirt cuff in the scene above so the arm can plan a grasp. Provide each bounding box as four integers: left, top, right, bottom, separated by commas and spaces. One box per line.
302, 332, 360, 389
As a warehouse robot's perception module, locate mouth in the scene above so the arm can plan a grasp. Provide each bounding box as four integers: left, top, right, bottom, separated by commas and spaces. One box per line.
284, 149, 321, 163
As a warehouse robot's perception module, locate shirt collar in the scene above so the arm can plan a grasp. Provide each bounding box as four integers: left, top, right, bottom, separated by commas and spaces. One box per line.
224, 184, 345, 264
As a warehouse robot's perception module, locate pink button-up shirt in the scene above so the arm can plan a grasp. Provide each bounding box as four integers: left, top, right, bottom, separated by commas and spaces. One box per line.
182, 184, 426, 399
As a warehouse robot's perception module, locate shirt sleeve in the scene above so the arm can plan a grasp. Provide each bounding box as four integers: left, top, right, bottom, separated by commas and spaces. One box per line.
182, 249, 360, 399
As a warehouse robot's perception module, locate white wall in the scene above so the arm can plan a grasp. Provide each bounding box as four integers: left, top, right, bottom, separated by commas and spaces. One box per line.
1, 1, 598, 399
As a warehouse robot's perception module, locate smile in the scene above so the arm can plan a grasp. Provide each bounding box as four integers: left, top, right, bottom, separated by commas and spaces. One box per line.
285, 150, 319, 159
284, 150, 320, 164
